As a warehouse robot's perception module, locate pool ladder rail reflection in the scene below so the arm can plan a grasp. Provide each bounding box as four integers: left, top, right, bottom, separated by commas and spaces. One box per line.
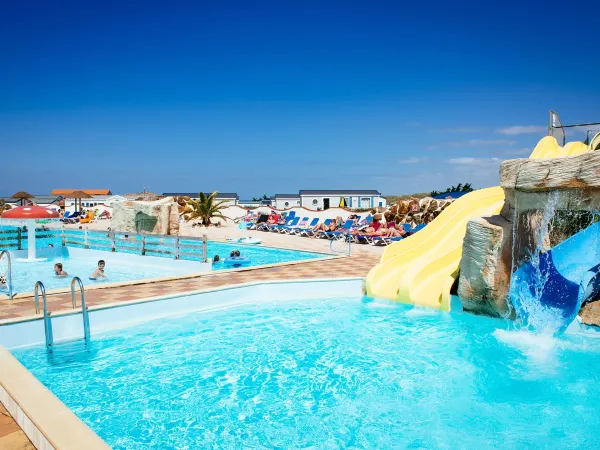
34, 277, 91, 350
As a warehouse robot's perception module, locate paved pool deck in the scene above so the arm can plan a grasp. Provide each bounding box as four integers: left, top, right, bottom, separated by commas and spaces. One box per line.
0, 252, 379, 322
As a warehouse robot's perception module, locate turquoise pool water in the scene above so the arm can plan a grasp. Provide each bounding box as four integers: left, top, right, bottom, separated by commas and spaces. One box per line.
12, 297, 600, 449
0, 228, 325, 268
0, 228, 325, 295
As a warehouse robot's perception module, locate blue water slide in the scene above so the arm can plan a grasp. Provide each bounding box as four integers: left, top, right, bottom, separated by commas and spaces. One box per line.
510, 221, 600, 330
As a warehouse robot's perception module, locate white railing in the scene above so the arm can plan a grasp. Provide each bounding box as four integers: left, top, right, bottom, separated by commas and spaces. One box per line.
61, 226, 208, 262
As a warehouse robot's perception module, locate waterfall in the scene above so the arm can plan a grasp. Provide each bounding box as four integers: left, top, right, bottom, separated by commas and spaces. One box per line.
508, 193, 564, 333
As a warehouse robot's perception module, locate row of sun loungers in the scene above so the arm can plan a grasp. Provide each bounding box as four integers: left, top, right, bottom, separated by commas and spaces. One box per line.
247, 212, 426, 246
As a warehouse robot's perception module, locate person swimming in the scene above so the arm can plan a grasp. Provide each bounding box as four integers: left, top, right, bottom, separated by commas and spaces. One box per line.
54, 263, 69, 278
229, 250, 242, 260
213, 255, 220, 263
89, 260, 107, 280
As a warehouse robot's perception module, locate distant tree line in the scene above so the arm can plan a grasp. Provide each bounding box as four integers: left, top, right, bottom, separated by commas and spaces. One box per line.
252, 194, 270, 202
430, 183, 473, 197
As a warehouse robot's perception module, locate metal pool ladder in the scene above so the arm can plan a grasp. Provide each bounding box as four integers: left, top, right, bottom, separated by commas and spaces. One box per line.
0, 250, 14, 300
34, 277, 91, 350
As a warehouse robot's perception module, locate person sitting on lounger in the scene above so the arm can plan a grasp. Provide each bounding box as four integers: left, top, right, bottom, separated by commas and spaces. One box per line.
353, 215, 388, 236
311, 218, 340, 238
54, 263, 69, 277
90, 260, 107, 280
267, 212, 279, 225
379, 221, 406, 238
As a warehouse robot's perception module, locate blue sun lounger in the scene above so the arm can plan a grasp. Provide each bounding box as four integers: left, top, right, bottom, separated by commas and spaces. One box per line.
300, 219, 331, 237
291, 217, 319, 235
270, 217, 299, 232
323, 220, 355, 240
282, 217, 309, 234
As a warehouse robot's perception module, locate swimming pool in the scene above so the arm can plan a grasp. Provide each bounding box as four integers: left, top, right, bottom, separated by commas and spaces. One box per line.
6, 281, 600, 449
0, 227, 327, 272
1, 247, 210, 295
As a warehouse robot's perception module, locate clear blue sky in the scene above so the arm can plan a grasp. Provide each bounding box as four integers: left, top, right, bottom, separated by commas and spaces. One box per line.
1, 0, 599, 198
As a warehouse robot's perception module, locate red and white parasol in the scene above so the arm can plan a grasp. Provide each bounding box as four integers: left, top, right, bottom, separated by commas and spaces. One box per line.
1, 206, 60, 262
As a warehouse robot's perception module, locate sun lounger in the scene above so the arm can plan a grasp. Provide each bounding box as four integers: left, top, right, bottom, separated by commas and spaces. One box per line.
293, 218, 319, 236
299, 218, 330, 237
371, 236, 404, 246
282, 217, 309, 234
324, 220, 355, 240
269, 217, 299, 232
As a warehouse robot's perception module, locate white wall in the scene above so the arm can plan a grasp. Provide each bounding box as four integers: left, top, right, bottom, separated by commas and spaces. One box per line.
274, 198, 301, 209
300, 195, 386, 210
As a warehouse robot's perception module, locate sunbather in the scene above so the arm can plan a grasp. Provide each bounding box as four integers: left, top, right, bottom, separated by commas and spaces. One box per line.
352, 215, 389, 237
379, 221, 406, 238
310, 218, 337, 238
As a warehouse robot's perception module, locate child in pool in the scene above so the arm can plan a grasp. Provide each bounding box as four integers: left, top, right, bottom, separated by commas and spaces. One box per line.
90, 260, 107, 280
54, 263, 69, 277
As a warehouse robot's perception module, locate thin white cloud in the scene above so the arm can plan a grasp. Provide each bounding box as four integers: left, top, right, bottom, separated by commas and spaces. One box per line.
398, 157, 429, 164
426, 139, 515, 150
496, 125, 546, 135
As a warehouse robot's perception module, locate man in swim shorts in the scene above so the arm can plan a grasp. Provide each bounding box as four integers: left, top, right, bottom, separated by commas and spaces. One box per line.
90, 260, 107, 280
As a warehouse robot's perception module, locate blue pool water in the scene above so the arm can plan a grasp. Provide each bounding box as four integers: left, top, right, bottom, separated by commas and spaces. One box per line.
12, 297, 600, 449
0, 228, 325, 268
0, 228, 326, 295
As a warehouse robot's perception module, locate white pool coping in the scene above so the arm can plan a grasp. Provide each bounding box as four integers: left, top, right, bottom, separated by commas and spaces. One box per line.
0, 278, 363, 449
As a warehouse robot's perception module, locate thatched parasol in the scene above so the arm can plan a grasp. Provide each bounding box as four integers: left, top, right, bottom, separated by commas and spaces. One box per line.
67, 190, 93, 212
11, 191, 34, 206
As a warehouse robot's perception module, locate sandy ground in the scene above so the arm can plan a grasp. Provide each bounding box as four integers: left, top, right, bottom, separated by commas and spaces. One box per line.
58, 219, 385, 257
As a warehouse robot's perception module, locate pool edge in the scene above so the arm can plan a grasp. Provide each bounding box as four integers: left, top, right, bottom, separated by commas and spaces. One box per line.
0, 276, 365, 326
2, 253, 344, 302
0, 346, 110, 450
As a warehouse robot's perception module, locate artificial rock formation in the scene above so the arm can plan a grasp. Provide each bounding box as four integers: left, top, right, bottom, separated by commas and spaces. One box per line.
500, 151, 600, 216
458, 215, 513, 318
459, 150, 600, 319
383, 197, 454, 227
111, 197, 180, 235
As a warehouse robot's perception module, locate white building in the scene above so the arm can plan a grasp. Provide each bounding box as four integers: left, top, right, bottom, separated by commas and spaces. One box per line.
162, 192, 239, 207
298, 190, 386, 210
273, 194, 301, 210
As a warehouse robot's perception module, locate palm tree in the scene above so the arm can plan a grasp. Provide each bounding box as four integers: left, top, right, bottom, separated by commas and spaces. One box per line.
183, 192, 230, 226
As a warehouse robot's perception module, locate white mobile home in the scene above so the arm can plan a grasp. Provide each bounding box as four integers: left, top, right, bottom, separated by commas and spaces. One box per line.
273, 194, 301, 210
299, 190, 386, 210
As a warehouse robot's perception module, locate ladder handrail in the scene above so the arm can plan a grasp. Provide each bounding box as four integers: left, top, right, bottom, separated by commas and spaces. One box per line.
34, 281, 54, 349
329, 231, 352, 256
71, 277, 90, 344
0, 250, 13, 300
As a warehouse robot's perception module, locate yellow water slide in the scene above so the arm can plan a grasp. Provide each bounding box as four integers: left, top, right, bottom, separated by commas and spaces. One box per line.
365, 136, 592, 310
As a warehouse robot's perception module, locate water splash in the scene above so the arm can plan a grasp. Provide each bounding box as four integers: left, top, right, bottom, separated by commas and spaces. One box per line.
508, 192, 565, 334
508, 191, 600, 335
